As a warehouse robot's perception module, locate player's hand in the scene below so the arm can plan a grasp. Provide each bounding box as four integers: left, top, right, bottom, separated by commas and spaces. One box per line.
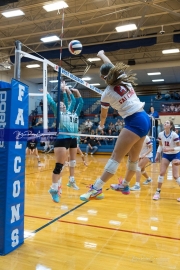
155, 156, 160, 163
97, 50, 105, 57
71, 88, 78, 93
98, 124, 104, 130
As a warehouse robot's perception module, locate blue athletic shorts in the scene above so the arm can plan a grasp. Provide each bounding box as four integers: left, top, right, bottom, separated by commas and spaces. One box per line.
162, 152, 180, 162
124, 110, 151, 138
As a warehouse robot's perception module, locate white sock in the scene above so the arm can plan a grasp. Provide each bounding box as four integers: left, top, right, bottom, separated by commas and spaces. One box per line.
135, 182, 140, 186
93, 178, 104, 190
58, 177, 62, 187
51, 183, 58, 191
176, 177, 180, 185
69, 176, 75, 182
122, 179, 129, 186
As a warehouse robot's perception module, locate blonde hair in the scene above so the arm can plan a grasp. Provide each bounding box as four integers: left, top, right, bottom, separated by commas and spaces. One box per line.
103, 62, 137, 90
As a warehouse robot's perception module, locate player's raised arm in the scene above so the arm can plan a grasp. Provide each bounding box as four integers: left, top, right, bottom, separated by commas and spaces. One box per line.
97, 50, 113, 65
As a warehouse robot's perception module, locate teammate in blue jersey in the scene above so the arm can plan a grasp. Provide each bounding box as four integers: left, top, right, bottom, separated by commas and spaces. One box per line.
41, 82, 84, 202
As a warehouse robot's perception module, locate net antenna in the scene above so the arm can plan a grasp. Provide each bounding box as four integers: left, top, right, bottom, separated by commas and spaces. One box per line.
73, 58, 92, 88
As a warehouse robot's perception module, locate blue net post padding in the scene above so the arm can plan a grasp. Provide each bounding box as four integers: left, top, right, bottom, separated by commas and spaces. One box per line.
0, 79, 28, 255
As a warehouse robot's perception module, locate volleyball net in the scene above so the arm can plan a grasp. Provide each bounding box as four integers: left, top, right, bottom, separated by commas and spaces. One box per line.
14, 40, 156, 160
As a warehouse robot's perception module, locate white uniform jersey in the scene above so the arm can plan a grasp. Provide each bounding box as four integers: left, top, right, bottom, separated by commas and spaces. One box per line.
101, 83, 144, 118
158, 131, 179, 154
139, 135, 153, 158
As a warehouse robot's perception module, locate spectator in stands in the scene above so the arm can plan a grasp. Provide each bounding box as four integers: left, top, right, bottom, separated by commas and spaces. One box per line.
175, 105, 179, 112
50, 120, 56, 130
174, 91, 180, 100
148, 106, 159, 138
35, 116, 43, 126
106, 122, 116, 135
80, 110, 84, 119
155, 92, 162, 100
164, 91, 171, 100
80, 135, 88, 144
84, 119, 93, 133
31, 116, 36, 127
39, 99, 43, 113
86, 136, 101, 155
166, 105, 170, 112
26, 138, 43, 167
161, 104, 166, 112
170, 104, 175, 112
115, 119, 123, 134
94, 114, 99, 126
96, 130, 108, 145
113, 109, 118, 119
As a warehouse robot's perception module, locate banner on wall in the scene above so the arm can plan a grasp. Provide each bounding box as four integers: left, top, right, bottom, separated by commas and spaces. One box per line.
161, 103, 180, 113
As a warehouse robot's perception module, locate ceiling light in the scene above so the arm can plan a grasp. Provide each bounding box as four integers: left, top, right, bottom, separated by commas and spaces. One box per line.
152, 79, 164, 82
49, 80, 58, 83
41, 35, 60, 43
87, 58, 101, 62
43, 1, 68, 12
82, 77, 91, 81
91, 83, 100, 86
162, 49, 180, 54
26, 64, 40, 68
2, 9, 24, 18
116, 24, 137, 33
147, 72, 161, 76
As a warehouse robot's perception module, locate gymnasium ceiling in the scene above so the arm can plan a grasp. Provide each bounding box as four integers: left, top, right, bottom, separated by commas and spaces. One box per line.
0, 0, 180, 94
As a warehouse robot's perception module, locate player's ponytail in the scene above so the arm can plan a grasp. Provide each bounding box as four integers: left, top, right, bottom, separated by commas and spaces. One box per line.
100, 62, 137, 91
170, 120, 175, 131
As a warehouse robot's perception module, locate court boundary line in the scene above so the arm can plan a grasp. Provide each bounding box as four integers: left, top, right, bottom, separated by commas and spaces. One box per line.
25, 214, 180, 241
24, 201, 88, 238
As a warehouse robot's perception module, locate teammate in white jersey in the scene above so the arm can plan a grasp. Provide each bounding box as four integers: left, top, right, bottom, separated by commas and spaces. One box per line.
153, 120, 180, 201
80, 50, 150, 202
130, 135, 153, 191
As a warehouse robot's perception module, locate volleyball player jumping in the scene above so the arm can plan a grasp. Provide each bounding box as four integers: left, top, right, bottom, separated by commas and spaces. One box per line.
80, 50, 150, 201
41, 83, 84, 203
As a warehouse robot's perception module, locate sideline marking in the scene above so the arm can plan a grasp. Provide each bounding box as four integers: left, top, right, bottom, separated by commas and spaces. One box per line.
25, 201, 88, 238
25, 214, 180, 241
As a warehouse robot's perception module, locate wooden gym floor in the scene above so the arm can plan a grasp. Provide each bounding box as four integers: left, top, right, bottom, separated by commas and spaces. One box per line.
1, 153, 180, 270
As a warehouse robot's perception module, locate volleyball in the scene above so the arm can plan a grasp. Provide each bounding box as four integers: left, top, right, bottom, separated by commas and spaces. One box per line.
68, 40, 82, 55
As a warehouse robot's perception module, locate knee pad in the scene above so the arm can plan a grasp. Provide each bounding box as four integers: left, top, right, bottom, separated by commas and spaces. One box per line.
136, 166, 141, 172
176, 177, 180, 185
69, 160, 76, 167
158, 175, 164, 183
104, 159, 119, 174
53, 163, 63, 174
127, 158, 138, 171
